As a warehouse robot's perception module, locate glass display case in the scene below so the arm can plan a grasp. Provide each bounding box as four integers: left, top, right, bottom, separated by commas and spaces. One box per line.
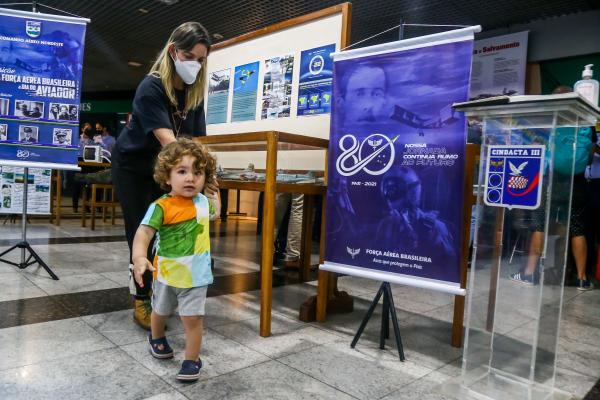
442, 94, 600, 400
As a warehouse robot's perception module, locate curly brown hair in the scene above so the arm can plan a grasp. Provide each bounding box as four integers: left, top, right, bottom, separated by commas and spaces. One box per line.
153, 138, 217, 191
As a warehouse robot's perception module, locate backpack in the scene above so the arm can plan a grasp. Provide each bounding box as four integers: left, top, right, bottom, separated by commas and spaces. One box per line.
553, 126, 593, 175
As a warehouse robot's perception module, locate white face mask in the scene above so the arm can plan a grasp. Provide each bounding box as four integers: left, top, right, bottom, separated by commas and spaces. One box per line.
172, 50, 202, 85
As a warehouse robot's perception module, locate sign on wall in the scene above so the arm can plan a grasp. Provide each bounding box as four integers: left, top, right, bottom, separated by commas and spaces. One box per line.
298, 44, 335, 116
470, 31, 529, 100
231, 61, 260, 123
261, 54, 294, 120
206, 68, 231, 125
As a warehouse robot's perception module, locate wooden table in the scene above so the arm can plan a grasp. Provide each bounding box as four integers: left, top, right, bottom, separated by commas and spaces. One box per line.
195, 131, 328, 337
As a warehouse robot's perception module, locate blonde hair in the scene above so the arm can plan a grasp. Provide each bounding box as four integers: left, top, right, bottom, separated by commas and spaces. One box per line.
154, 138, 216, 192
149, 22, 211, 113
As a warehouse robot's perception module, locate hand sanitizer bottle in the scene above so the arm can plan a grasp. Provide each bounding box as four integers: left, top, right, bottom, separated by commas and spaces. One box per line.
574, 64, 599, 106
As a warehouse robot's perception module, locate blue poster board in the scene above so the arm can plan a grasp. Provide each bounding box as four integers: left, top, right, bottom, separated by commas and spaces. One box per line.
231, 61, 259, 122
324, 37, 474, 289
0, 8, 88, 170
297, 44, 335, 116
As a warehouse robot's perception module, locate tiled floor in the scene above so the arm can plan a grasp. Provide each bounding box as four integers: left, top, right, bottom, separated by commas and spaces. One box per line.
0, 217, 599, 399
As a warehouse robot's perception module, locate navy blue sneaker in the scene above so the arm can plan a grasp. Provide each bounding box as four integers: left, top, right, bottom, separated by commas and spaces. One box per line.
576, 279, 594, 291
148, 334, 174, 359
177, 359, 202, 382
510, 271, 536, 286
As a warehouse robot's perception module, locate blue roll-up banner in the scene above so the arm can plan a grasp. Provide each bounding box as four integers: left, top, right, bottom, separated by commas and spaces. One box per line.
321, 27, 480, 295
0, 8, 89, 170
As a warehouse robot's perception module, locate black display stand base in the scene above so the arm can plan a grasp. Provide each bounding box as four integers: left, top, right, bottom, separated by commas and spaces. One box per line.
0, 241, 59, 280
351, 282, 405, 361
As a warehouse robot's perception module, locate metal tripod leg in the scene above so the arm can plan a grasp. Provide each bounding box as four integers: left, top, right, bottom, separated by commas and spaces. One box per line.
384, 283, 405, 361
351, 285, 384, 348
351, 282, 405, 362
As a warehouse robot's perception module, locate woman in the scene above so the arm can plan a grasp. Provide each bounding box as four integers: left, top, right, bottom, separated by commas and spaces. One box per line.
112, 22, 217, 329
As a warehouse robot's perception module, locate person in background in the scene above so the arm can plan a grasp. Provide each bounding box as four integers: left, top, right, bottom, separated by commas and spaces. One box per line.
585, 126, 600, 281
511, 86, 594, 290
96, 122, 116, 153
70, 124, 93, 213
112, 21, 217, 330
274, 193, 303, 268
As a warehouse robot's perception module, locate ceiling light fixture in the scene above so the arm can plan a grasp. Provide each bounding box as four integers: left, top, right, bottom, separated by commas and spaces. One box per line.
156, 0, 179, 5
212, 33, 223, 40
128, 61, 142, 67
138, 8, 149, 14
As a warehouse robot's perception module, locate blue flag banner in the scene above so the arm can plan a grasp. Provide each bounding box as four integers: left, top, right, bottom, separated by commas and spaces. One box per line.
321, 27, 480, 295
0, 8, 88, 170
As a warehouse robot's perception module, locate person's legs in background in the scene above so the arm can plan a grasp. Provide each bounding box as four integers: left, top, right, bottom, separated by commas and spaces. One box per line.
570, 175, 593, 290
586, 178, 600, 280
283, 193, 304, 267
274, 193, 304, 268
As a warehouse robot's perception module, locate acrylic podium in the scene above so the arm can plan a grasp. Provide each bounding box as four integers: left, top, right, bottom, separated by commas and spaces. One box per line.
441, 93, 600, 400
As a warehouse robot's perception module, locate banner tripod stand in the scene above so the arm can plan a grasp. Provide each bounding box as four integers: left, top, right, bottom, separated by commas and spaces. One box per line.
0, 167, 58, 280
351, 282, 404, 361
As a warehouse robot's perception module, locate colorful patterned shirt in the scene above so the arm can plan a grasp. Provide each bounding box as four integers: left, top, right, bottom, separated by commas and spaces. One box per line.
141, 194, 215, 288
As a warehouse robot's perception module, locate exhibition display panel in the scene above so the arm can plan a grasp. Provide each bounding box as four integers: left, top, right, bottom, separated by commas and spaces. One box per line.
195, 131, 328, 337
444, 94, 600, 399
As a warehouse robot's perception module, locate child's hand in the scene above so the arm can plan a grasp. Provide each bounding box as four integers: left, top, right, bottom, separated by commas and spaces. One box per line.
133, 257, 155, 287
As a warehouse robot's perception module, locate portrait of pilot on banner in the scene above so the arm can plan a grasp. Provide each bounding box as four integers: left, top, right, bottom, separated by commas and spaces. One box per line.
326, 39, 473, 285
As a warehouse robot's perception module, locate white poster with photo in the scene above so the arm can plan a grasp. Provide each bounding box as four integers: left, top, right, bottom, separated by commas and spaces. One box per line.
261, 54, 294, 120
469, 31, 528, 100
0, 166, 51, 214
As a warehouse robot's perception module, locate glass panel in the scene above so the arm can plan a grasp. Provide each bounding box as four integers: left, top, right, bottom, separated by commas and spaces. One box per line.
459, 108, 580, 399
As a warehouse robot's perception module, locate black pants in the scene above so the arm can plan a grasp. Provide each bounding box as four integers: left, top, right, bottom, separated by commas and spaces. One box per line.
112, 152, 163, 299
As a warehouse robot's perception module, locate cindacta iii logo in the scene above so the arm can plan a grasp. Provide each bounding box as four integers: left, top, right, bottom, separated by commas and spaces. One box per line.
26, 21, 42, 38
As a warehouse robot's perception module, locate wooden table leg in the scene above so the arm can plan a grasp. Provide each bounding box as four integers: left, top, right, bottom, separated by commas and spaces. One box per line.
260, 134, 278, 337
81, 186, 87, 227
316, 270, 330, 322
451, 144, 478, 347
49, 171, 55, 224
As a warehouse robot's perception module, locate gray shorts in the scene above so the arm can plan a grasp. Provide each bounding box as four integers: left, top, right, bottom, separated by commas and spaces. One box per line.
151, 280, 208, 317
